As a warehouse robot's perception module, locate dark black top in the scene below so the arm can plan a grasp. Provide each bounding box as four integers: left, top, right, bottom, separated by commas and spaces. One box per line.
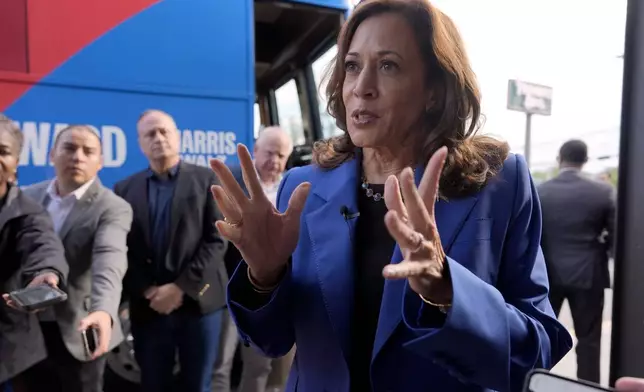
147, 163, 180, 282
350, 183, 396, 390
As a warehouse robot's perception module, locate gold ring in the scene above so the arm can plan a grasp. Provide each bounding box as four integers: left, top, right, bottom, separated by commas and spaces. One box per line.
224, 217, 243, 227
410, 231, 425, 253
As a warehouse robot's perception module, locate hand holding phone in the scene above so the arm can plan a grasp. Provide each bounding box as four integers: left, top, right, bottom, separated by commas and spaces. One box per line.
82, 326, 99, 359
79, 310, 112, 360
3, 284, 67, 312
524, 369, 613, 392
26, 272, 59, 288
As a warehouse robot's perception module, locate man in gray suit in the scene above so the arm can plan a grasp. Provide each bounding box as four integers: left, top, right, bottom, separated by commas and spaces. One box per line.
538, 139, 615, 384
20, 125, 133, 392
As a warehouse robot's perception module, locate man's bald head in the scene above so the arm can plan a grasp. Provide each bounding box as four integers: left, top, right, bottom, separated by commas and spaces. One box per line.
255, 126, 293, 154
254, 126, 293, 183
138, 109, 174, 123
136, 109, 181, 168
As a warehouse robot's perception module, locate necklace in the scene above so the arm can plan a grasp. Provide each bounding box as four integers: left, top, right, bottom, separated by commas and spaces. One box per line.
361, 177, 383, 201
362, 173, 442, 203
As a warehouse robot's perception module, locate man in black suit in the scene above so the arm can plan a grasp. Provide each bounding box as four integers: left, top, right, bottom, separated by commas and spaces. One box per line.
538, 139, 615, 383
114, 110, 228, 392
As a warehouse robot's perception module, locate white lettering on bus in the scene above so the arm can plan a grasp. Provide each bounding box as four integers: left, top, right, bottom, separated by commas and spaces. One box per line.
15, 121, 128, 168
13, 122, 239, 170
181, 154, 228, 165
179, 130, 236, 167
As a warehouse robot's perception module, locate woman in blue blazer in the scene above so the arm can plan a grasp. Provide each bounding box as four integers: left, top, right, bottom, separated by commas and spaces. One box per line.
210, 1, 572, 391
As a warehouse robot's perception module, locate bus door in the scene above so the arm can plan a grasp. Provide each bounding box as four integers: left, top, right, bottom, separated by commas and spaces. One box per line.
253, 0, 348, 167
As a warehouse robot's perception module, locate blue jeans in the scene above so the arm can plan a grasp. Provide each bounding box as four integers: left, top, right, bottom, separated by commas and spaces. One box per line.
132, 308, 223, 392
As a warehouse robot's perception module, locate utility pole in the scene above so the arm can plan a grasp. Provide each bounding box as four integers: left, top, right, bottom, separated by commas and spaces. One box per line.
609, 0, 644, 385
524, 113, 533, 167
507, 79, 552, 168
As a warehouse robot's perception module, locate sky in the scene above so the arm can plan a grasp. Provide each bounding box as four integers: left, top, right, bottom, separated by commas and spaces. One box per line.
430, 0, 627, 172
277, 0, 628, 174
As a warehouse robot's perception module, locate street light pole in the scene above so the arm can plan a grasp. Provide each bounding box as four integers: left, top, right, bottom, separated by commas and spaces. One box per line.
524, 112, 533, 168
506, 79, 551, 167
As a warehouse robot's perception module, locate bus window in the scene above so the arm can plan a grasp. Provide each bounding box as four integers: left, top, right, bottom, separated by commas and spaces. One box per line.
254, 102, 261, 140
275, 79, 306, 146
312, 45, 343, 139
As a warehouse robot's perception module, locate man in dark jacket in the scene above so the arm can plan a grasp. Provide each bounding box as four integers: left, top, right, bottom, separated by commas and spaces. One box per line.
114, 110, 227, 392
538, 139, 615, 383
0, 115, 68, 388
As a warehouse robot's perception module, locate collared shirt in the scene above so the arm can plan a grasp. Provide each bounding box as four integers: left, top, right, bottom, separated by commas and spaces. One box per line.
147, 163, 180, 270
46, 178, 95, 233
260, 174, 282, 207
559, 167, 581, 174
39, 178, 94, 322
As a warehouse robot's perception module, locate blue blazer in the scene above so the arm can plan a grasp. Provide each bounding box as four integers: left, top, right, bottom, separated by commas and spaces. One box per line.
227, 153, 572, 392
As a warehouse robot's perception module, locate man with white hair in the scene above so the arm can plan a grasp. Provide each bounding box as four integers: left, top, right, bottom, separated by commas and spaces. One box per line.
212, 126, 295, 392
249, 126, 293, 204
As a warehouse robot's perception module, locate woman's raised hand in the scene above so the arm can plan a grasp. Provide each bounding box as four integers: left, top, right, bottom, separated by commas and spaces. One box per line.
382, 146, 453, 304
209, 144, 310, 286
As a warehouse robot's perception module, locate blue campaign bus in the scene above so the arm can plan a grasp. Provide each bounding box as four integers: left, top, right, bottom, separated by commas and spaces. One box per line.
0, 0, 352, 189
0, 0, 351, 389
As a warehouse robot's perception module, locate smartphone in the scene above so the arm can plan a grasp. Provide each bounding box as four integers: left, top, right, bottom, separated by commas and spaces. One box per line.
524, 369, 614, 392
82, 326, 99, 358
8, 284, 67, 312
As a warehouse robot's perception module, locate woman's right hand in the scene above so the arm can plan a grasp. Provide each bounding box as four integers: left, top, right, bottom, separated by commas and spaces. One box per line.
209, 144, 310, 287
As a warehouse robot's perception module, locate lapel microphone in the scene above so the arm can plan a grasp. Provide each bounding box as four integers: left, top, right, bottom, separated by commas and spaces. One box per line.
340, 205, 359, 245
340, 205, 360, 220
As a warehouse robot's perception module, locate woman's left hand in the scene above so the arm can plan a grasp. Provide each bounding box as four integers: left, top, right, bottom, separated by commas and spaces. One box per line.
382, 146, 452, 305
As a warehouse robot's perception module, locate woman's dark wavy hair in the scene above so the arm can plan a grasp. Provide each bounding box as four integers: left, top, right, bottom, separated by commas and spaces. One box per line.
313, 0, 510, 198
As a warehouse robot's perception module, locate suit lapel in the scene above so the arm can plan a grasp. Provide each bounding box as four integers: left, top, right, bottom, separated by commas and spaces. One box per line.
305, 158, 359, 360
167, 162, 192, 247
0, 187, 21, 229
372, 166, 479, 360
58, 180, 101, 241
34, 183, 50, 207
132, 173, 152, 249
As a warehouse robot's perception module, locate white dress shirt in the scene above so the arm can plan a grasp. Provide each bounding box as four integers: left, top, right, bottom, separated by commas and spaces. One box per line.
260, 175, 282, 207
38, 178, 95, 321
46, 178, 95, 233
